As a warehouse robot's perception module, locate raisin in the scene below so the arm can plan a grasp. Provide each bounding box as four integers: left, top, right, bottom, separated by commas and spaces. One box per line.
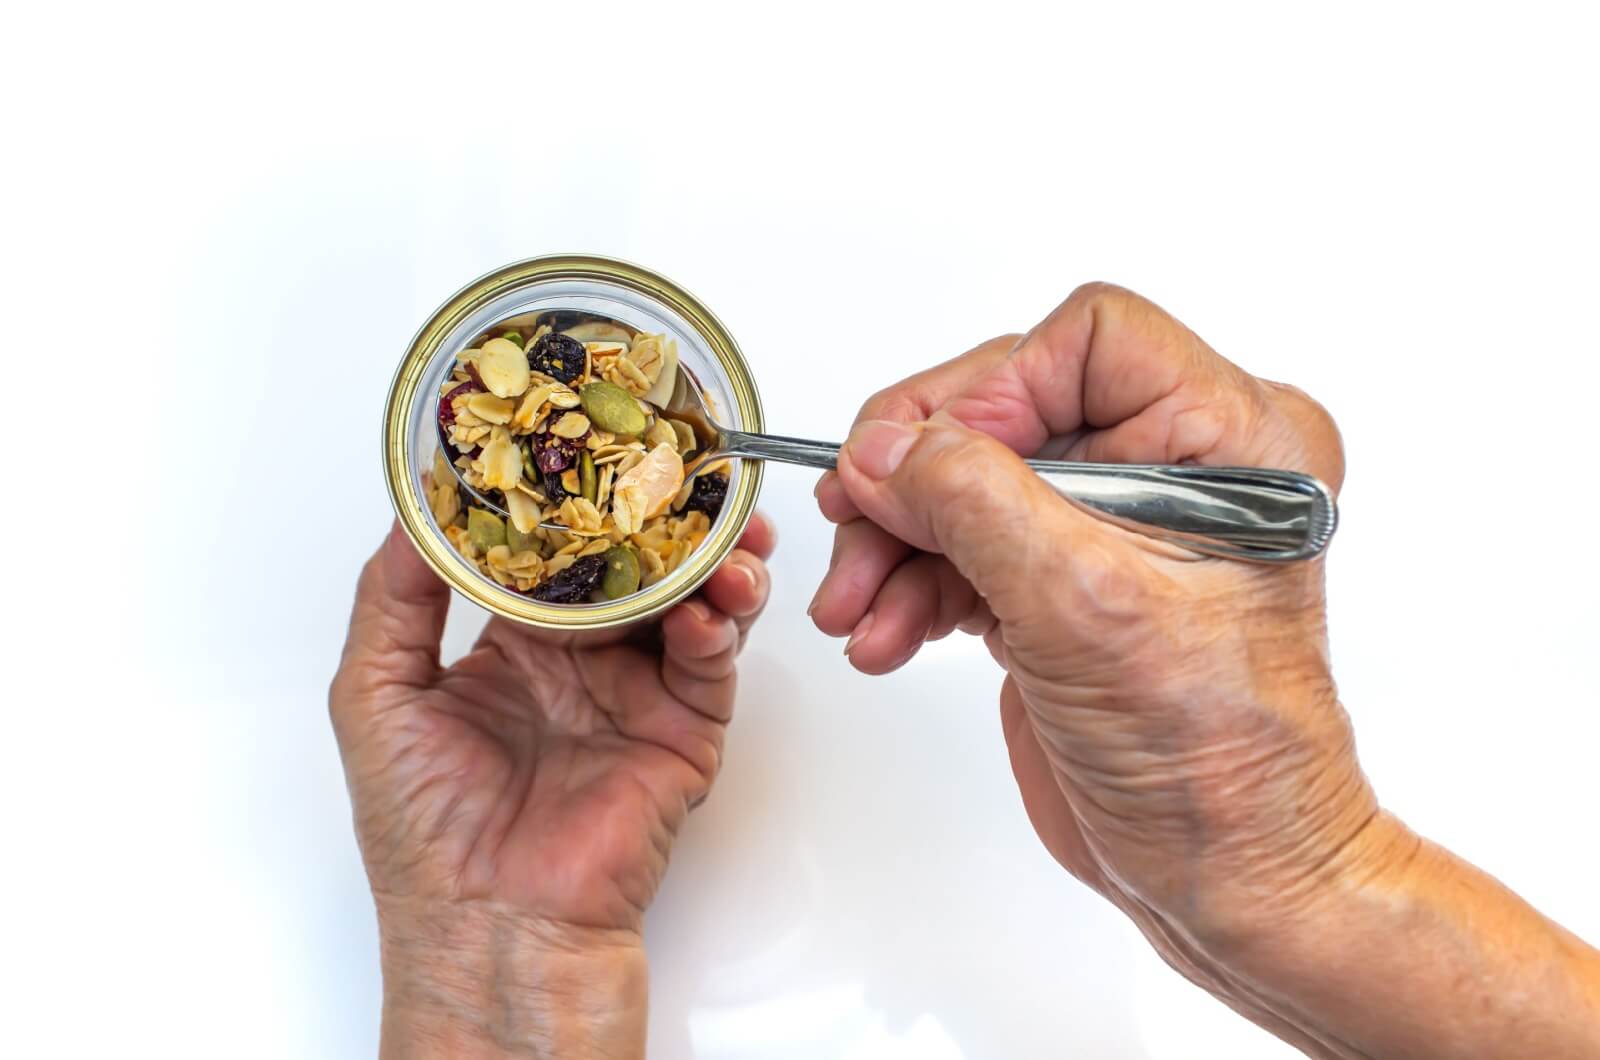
527, 332, 586, 384
531, 554, 607, 603
542, 469, 568, 503
683, 473, 729, 519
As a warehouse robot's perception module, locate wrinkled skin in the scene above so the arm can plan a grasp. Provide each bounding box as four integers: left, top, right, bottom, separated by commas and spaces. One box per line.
810, 285, 1395, 1047
329, 517, 774, 1056
332, 516, 775, 929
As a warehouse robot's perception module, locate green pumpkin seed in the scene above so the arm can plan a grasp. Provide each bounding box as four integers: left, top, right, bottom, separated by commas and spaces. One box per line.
579, 451, 597, 503
467, 508, 507, 553
601, 545, 641, 599
579, 380, 647, 436
506, 516, 539, 554
501, 330, 523, 347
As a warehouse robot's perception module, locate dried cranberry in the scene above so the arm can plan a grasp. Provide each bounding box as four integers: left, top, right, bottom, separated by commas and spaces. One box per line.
438, 379, 485, 431
683, 473, 729, 519
527, 332, 586, 384
533, 434, 575, 473
531, 554, 608, 603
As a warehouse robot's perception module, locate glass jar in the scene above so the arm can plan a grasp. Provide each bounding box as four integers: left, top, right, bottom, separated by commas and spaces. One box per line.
383, 254, 764, 630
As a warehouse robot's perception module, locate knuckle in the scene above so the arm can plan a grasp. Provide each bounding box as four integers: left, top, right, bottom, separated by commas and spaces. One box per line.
1067, 280, 1150, 324
1266, 382, 1347, 489
1065, 281, 1180, 350
973, 331, 1025, 357
861, 389, 925, 423
1069, 279, 1128, 304
1076, 549, 1152, 615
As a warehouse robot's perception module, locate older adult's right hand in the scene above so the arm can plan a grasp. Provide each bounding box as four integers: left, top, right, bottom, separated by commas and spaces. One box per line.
811, 284, 1600, 1058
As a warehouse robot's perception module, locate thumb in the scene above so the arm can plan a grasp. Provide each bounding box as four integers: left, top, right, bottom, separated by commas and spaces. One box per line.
835, 414, 1135, 627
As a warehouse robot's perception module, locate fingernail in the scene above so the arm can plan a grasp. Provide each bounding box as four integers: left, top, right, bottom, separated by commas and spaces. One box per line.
806, 590, 820, 618
813, 471, 833, 499
844, 612, 875, 656
684, 600, 712, 623
845, 420, 918, 481
733, 560, 760, 595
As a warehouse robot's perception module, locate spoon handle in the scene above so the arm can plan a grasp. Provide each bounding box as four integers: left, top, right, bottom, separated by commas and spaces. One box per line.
718, 430, 1336, 563
719, 430, 842, 471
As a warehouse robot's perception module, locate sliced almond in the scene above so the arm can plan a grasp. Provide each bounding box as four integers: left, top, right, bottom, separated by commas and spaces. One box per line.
561, 468, 581, 494
550, 412, 591, 439
513, 383, 558, 430
522, 324, 553, 352
609, 356, 651, 395
644, 417, 678, 451
638, 546, 668, 587
571, 497, 603, 532
505, 487, 542, 535
465, 392, 514, 425
669, 477, 695, 512
668, 419, 696, 454
629, 334, 666, 386
612, 484, 649, 535
611, 442, 685, 522
477, 337, 530, 399
584, 340, 629, 360
548, 386, 582, 410
639, 336, 679, 407
476, 428, 524, 491
504, 550, 543, 574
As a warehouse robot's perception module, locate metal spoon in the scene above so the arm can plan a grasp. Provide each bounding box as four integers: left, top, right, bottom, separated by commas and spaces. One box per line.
438, 364, 1337, 562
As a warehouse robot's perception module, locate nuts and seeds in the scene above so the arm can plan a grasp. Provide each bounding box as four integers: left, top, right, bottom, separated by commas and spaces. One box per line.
424, 311, 730, 603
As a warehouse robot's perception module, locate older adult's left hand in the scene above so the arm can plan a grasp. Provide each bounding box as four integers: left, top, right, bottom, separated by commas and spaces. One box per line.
329, 516, 774, 1059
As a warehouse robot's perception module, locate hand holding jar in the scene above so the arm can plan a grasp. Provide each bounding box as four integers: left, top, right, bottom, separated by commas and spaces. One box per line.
329, 516, 774, 1057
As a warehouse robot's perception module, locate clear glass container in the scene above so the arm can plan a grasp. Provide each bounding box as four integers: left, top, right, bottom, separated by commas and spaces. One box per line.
383, 255, 764, 629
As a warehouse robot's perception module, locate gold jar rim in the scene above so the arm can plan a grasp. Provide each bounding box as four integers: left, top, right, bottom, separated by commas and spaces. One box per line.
383, 254, 765, 629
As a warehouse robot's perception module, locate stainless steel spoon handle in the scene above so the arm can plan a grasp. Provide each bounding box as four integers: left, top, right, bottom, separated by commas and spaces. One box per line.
719, 429, 1336, 563
1029, 461, 1336, 562
721, 429, 843, 471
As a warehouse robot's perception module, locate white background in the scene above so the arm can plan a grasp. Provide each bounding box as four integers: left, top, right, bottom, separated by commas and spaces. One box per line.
5, 2, 1598, 1057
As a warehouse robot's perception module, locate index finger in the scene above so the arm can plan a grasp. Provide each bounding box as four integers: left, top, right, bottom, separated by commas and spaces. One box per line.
816, 334, 1020, 523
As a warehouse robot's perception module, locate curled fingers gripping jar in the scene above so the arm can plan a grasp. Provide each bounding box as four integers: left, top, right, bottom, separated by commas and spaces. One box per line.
384, 255, 764, 630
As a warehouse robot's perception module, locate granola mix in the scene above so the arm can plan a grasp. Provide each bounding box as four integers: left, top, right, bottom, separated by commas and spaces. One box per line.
423, 312, 730, 603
